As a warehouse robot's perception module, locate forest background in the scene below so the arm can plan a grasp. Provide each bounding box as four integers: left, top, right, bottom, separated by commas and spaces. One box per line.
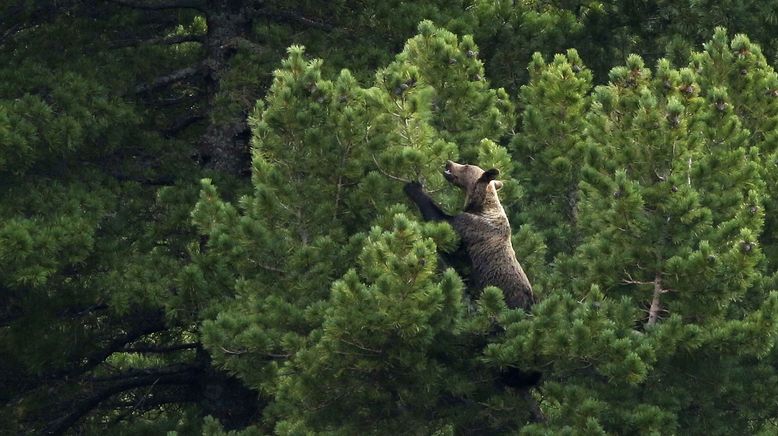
4, 1, 778, 434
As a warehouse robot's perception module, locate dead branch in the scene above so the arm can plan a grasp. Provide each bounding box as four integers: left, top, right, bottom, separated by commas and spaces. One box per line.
338, 336, 383, 354
646, 272, 666, 327
247, 257, 286, 274
622, 270, 654, 286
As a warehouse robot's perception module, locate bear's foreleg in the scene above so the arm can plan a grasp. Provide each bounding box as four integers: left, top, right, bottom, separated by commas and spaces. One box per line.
403, 182, 451, 222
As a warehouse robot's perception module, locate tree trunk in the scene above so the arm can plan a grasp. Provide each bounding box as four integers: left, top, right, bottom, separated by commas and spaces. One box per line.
198, 1, 253, 175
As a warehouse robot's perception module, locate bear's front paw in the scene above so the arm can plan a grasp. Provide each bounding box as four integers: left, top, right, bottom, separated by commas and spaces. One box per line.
403, 181, 424, 197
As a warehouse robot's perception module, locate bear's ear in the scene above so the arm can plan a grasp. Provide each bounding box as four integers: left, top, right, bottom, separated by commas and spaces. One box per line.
479, 168, 500, 182
493, 180, 503, 191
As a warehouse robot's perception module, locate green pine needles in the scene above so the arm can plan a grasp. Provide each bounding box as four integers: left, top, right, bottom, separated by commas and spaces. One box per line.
195, 25, 778, 434
7, 5, 778, 434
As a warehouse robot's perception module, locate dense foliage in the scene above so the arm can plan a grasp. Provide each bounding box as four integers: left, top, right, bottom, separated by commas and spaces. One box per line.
3, 1, 778, 434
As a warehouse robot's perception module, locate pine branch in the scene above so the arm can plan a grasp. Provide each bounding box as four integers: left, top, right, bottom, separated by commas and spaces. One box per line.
109, 0, 206, 12
44, 368, 197, 435
120, 342, 199, 354
140, 33, 206, 45
111, 33, 206, 48
113, 172, 177, 186
218, 346, 291, 360
257, 10, 335, 31
87, 363, 196, 382
135, 64, 203, 94
150, 92, 203, 108
0, 22, 24, 45
47, 311, 167, 379
164, 113, 206, 137
0, 1, 80, 47
65, 303, 110, 318
107, 388, 198, 427
221, 36, 267, 56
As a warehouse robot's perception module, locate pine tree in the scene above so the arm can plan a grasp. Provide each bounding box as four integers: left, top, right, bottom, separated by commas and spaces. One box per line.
194, 22, 537, 433
511, 49, 593, 259
0, 4, 471, 434
690, 29, 778, 266
491, 33, 778, 434
5, 1, 778, 433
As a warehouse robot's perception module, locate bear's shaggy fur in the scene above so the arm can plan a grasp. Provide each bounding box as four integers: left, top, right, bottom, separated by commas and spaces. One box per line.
404, 160, 534, 310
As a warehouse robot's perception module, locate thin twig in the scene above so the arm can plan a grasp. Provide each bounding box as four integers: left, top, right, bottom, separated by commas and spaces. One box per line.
220, 346, 247, 355
338, 336, 383, 354
371, 154, 411, 183
248, 258, 286, 274
687, 157, 692, 186
622, 270, 654, 286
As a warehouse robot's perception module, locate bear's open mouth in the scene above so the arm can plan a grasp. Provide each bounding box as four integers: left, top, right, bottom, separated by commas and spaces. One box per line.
443, 168, 454, 182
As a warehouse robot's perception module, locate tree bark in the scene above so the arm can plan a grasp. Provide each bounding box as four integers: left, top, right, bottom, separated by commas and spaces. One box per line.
197, 1, 254, 175
646, 272, 664, 327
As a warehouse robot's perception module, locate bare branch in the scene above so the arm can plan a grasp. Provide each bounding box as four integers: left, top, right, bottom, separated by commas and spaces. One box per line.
220, 346, 247, 355
687, 157, 692, 186
218, 346, 290, 360
338, 336, 383, 355
247, 258, 286, 274
622, 270, 654, 286
646, 272, 665, 327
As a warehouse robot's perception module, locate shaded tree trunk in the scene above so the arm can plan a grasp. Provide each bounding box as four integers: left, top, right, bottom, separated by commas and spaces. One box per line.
198, 1, 254, 175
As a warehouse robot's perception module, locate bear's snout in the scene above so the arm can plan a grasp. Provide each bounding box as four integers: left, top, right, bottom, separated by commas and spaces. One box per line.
443, 160, 454, 180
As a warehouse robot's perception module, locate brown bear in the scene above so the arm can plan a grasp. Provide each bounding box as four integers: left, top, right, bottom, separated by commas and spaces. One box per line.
404, 160, 534, 310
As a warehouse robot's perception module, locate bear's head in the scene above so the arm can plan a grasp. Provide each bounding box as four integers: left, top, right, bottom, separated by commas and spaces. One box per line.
443, 160, 502, 211
443, 160, 502, 190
